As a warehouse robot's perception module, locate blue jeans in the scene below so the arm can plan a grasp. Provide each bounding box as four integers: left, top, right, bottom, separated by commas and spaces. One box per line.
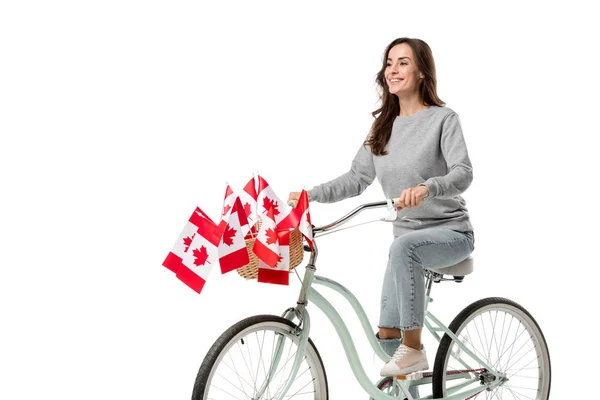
378, 228, 475, 331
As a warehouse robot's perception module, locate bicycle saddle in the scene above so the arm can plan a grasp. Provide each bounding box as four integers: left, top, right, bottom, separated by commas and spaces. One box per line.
426, 256, 474, 279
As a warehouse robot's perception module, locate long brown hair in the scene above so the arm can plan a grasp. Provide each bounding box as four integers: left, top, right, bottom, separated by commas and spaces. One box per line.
365, 38, 445, 156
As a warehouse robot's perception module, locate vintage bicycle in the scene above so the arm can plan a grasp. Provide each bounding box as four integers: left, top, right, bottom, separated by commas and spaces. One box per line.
191, 199, 551, 399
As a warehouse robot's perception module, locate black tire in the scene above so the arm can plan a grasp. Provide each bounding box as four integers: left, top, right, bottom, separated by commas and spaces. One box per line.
432, 297, 551, 399
192, 314, 328, 400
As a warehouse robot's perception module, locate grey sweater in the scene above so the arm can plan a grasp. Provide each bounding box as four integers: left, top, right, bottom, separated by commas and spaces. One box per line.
308, 106, 474, 237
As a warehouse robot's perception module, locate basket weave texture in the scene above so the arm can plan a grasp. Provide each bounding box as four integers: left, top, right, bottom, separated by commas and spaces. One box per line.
236, 224, 304, 280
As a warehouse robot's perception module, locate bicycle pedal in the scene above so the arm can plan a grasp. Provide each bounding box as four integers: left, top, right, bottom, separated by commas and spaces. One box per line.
396, 372, 423, 380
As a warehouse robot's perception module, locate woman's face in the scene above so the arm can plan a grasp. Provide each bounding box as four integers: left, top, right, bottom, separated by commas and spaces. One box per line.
385, 43, 423, 97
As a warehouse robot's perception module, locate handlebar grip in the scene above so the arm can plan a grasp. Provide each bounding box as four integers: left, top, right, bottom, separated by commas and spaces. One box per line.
391, 197, 401, 208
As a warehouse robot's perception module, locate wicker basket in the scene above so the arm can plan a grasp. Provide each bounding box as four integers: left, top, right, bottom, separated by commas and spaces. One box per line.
236, 224, 304, 280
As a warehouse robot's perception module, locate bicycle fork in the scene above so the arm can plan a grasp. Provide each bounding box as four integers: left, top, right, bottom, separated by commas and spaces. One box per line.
252, 252, 319, 400
251, 307, 311, 400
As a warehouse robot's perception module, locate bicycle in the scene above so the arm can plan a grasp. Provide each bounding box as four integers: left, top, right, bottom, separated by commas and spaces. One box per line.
191, 199, 552, 399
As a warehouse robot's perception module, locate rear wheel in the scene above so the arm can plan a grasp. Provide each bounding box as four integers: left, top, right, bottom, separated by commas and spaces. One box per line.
432, 297, 551, 399
192, 314, 328, 400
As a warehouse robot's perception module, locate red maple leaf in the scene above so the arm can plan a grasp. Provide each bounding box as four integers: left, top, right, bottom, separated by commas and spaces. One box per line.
193, 246, 210, 266
262, 197, 280, 216
222, 204, 232, 216
306, 211, 311, 224
182, 235, 194, 252
265, 228, 278, 245
222, 225, 237, 246
243, 202, 252, 218
273, 254, 284, 268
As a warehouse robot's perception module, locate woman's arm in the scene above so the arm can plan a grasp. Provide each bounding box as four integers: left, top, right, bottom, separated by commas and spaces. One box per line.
420, 112, 473, 198
307, 142, 376, 203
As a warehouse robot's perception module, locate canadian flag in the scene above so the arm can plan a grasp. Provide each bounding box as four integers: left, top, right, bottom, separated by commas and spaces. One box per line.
162, 207, 215, 274
239, 176, 259, 232
257, 229, 290, 286
252, 205, 280, 268
175, 210, 221, 294
218, 197, 251, 274
296, 190, 314, 250
277, 202, 302, 231
256, 175, 295, 228
214, 184, 236, 239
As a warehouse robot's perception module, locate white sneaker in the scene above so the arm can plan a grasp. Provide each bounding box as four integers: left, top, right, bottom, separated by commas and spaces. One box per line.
380, 344, 429, 376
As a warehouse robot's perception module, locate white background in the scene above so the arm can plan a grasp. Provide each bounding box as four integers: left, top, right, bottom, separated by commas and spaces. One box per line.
1, 1, 598, 399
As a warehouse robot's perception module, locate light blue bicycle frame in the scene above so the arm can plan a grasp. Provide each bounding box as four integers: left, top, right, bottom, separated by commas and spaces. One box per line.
260, 201, 504, 400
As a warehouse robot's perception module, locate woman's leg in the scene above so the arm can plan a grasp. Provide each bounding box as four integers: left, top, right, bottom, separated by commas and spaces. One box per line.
377, 258, 422, 396
379, 257, 402, 337
379, 228, 474, 375
390, 228, 474, 339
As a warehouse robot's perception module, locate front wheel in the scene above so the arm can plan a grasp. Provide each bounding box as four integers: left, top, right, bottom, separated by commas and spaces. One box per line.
192, 314, 328, 400
432, 297, 551, 399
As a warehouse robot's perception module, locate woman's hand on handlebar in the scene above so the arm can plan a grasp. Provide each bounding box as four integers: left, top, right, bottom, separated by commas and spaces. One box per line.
287, 191, 310, 207
288, 192, 301, 203
397, 185, 429, 209
287, 191, 311, 203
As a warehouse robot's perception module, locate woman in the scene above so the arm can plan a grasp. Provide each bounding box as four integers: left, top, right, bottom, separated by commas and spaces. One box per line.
288, 37, 475, 377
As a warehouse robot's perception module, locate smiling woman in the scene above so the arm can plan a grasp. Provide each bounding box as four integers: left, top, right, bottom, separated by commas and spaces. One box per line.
368, 37, 445, 155
287, 37, 475, 398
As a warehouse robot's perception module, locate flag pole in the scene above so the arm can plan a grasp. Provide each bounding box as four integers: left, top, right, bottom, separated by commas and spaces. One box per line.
250, 171, 259, 239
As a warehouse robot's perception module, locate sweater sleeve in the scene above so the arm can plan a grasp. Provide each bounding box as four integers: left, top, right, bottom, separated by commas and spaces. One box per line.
307, 142, 376, 203
422, 112, 473, 198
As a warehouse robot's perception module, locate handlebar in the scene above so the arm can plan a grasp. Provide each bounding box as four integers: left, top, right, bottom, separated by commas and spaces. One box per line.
287, 197, 401, 271
312, 197, 401, 235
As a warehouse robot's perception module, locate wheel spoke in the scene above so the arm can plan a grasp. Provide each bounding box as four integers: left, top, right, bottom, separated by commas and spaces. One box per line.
270, 349, 298, 382
492, 323, 523, 372
253, 332, 262, 392
497, 312, 507, 365
269, 348, 298, 398
472, 316, 490, 366
214, 371, 254, 399
479, 314, 492, 365
491, 311, 501, 366
217, 359, 257, 394
282, 390, 317, 399
506, 354, 539, 378
273, 367, 314, 399
503, 383, 536, 399
463, 326, 493, 368
228, 347, 253, 399
278, 331, 295, 390
463, 325, 484, 363
501, 323, 524, 372
484, 313, 495, 365
490, 388, 502, 400
256, 330, 272, 399
498, 327, 529, 373
211, 383, 247, 400
245, 331, 256, 392
498, 314, 515, 368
